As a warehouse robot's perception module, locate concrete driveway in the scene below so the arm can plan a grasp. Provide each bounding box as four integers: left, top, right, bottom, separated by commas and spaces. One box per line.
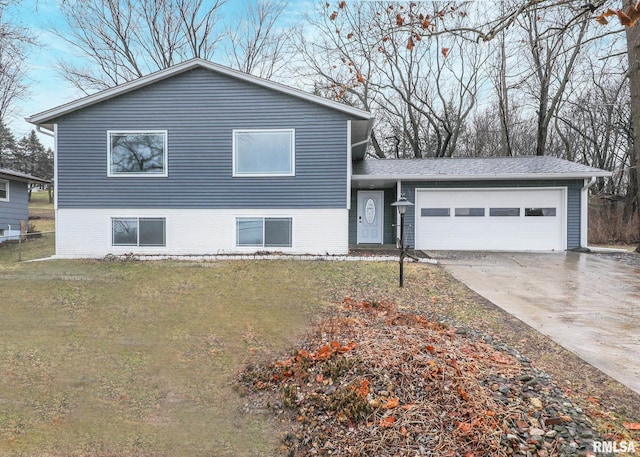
433, 251, 640, 395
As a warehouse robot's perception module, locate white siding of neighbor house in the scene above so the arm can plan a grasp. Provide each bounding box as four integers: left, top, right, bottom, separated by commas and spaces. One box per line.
55, 208, 348, 258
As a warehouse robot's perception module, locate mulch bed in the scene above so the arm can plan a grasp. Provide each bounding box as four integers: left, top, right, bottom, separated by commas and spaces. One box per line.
237, 298, 622, 456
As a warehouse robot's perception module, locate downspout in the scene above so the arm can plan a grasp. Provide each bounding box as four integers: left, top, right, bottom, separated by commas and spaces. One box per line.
581, 176, 597, 248
396, 180, 402, 248
347, 120, 352, 211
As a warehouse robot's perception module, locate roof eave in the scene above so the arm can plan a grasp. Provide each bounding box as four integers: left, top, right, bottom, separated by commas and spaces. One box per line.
0, 173, 50, 184
351, 172, 613, 181
27, 58, 372, 126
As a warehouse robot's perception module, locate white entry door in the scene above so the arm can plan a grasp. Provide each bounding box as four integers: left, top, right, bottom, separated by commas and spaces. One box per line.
357, 190, 384, 244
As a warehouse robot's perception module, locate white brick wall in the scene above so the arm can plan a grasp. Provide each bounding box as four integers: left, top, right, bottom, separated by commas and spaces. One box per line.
55, 208, 349, 258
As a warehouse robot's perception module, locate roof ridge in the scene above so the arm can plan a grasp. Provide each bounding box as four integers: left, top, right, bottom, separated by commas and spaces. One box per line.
27, 58, 372, 126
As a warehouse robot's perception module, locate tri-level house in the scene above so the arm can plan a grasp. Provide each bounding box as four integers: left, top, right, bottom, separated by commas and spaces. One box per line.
27, 59, 373, 257
28, 58, 609, 257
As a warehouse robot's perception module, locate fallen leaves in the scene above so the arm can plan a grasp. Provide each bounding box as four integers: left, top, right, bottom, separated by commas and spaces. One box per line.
623, 422, 640, 430
489, 353, 514, 365
382, 397, 399, 409
379, 416, 396, 427
239, 298, 530, 455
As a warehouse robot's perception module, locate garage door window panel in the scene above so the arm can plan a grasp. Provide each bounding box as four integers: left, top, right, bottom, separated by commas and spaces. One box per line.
421, 208, 450, 217
525, 208, 557, 217
490, 208, 520, 217
455, 208, 485, 217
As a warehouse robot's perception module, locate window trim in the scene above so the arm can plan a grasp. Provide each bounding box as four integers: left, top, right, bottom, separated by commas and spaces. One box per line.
235, 216, 293, 248
111, 216, 167, 247
107, 130, 168, 178
232, 129, 295, 177
0, 179, 8, 202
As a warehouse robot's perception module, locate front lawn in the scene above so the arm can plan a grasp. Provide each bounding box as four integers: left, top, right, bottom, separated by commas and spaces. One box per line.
0, 258, 638, 456
0, 259, 331, 456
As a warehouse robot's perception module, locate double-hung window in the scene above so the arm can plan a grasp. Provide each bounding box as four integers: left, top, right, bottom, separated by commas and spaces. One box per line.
0, 179, 8, 201
233, 129, 295, 176
236, 217, 292, 248
108, 131, 168, 177
112, 217, 166, 247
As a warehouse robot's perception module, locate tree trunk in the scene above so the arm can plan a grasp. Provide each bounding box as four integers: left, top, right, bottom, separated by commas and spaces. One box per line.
624, 16, 640, 252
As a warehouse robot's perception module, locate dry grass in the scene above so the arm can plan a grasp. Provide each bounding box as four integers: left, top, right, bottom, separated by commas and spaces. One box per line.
1, 258, 638, 456
0, 259, 325, 456
589, 199, 639, 246
28, 190, 55, 233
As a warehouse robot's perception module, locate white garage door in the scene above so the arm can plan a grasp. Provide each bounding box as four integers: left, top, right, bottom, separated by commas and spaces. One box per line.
415, 188, 566, 251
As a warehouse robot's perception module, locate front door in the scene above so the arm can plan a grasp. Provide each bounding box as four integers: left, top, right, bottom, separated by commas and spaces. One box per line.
357, 190, 384, 244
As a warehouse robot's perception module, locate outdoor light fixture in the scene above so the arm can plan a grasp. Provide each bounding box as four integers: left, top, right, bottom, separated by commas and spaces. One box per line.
391, 193, 414, 287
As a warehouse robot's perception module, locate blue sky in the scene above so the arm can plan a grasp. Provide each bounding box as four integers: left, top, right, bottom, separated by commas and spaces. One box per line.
8, 0, 312, 148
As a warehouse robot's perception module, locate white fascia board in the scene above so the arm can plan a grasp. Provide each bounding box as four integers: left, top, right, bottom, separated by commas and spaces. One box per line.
351, 172, 612, 182
27, 59, 372, 125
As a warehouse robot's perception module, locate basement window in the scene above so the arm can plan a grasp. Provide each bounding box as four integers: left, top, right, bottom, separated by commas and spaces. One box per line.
112, 217, 166, 246
236, 217, 292, 247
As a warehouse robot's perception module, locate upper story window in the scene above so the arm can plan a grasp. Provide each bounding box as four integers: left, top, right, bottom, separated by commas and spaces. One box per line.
0, 179, 8, 201
233, 129, 295, 177
108, 131, 168, 177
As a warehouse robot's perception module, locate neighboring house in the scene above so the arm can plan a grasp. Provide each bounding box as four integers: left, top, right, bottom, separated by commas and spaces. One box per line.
0, 168, 50, 241
27, 58, 610, 258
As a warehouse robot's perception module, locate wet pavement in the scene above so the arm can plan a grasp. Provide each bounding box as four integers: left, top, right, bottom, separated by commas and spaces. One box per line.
431, 251, 640, 395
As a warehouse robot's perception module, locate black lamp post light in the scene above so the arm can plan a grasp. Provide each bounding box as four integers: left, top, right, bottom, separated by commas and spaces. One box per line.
391, 193, 414, 287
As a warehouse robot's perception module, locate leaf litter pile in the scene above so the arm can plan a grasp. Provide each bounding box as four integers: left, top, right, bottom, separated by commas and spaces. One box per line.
238, 298, 603, 456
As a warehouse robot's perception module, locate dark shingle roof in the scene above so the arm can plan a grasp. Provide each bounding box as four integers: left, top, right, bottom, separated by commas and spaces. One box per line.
352, 156, 610, 180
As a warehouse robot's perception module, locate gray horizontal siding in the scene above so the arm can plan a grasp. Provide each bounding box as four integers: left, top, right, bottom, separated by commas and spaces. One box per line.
54, 68, 349, 209
360, 180, 583, 249
0, 180, 28, 229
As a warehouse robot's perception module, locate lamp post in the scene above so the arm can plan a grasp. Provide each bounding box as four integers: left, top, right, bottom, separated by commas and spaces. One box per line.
391, 193, 414, 287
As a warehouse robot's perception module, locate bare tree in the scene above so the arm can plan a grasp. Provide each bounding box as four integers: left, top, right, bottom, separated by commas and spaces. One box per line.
0, 0, 34, 123
224, 0, 297, 80
299, 1, 386, 156
301, 1, 487, 158
517, 5, 589, 156
624, 3, 640, 250
55, 0, 227, 93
